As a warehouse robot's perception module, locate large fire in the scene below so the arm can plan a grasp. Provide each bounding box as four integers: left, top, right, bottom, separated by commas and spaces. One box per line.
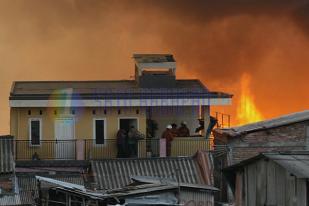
236, 73, 263, 125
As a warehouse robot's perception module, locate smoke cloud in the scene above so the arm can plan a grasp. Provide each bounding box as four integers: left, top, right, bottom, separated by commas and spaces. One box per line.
1, 0, 309, 133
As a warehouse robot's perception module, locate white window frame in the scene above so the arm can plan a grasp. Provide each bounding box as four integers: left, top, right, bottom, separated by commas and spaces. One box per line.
93, 118, 107, 146
28, 118, 42, 146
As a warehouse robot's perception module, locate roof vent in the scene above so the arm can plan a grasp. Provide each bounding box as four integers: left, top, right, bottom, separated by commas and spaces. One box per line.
133, 54, 176, 88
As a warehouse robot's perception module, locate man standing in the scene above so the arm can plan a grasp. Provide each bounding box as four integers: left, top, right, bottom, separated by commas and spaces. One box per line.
171, 123, 179, 137
116, 129, 127, 158
128, 125, 142, 157
161, 125, 175, 157
178, 121, 190, 137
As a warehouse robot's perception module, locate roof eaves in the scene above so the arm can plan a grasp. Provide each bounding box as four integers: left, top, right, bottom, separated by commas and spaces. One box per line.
222, 153, 266, 172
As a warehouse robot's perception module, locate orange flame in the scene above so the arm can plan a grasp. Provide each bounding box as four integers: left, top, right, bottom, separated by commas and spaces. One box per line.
236, 73, 263, 125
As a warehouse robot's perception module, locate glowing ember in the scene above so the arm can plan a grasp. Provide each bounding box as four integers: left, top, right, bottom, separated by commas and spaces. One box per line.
236, 73, 263, 125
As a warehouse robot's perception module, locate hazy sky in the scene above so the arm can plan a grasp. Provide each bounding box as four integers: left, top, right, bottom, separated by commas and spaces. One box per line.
1, 0, 309, 134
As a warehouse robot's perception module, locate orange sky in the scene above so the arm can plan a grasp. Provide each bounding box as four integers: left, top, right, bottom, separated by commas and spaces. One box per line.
1, 0, 309, 134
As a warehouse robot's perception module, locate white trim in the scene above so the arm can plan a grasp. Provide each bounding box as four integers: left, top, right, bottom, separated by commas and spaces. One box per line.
9, 98, 232, 107
136, 62, 176, 70
54, 117, 75, 141
93, 118, 107, 146
28, 118, 42, 146
118, 117, 139, 131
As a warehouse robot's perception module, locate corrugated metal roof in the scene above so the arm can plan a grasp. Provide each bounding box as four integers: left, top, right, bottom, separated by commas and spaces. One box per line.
91, 157, 204, 190
17, 174, 84, 192
131, 176, 219, 191
16, 174, 84, 205
0, 137, 14, 174
0, 194, 22, 206
215, 110, 309, 137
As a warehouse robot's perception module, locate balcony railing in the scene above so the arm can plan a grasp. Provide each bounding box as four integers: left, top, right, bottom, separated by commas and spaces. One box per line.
14, 137, 214, 160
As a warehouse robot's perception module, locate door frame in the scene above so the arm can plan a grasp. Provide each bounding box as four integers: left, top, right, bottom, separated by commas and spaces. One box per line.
54, 117, 75, 141
118, 117, 139, 131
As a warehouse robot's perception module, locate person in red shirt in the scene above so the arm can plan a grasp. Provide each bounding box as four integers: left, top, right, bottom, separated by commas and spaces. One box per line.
161, 125, 175, 156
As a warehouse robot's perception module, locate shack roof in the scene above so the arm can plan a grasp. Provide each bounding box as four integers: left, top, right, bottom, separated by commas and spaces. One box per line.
36, 176, 177, 200
91, 156, 205, 190
0, 136, 14, 174
131, 176, 219, 192
224, 151, 309, 178
214, 110, 309, 137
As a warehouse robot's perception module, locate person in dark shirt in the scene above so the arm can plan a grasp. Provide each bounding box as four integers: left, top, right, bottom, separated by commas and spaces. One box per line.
128, 126, 143, 157
116, 129, 127, 158
178, 121, 190, 137
170, 123, 179, 137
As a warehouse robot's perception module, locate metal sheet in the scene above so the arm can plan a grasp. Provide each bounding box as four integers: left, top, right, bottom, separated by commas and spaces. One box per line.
265, 154, 309, 178
0, 137, 14, 174
215, 110, 309, 137
91, 157, 204, 190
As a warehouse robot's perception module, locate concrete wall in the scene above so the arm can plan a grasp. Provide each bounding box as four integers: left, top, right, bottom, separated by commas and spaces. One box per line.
10, 107, 147, 140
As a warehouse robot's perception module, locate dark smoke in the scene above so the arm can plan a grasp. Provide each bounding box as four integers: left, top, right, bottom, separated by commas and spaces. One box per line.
1, 0, 309, 133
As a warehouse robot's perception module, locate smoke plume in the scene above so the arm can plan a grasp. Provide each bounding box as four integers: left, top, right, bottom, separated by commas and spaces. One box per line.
1, 0, 309, 133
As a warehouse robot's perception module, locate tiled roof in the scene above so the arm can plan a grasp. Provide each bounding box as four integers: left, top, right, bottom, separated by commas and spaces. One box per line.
10, 80, 232, 100
91, 157, 204, 190
0, 136, 14, 174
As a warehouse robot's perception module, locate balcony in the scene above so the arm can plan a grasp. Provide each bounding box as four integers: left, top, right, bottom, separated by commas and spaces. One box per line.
14, 137, 214, 160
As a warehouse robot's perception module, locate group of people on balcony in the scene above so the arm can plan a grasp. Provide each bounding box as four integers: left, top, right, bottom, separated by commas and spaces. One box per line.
161, 121, 190, 156
116, 125, 144, 158
116, 121, 191, 158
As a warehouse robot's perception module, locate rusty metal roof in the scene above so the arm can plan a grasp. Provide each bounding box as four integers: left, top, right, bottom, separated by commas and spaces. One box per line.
0, 136, 14, 174
91, 157, 204, 190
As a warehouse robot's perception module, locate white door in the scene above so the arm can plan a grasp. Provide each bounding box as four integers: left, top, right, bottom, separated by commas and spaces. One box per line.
55, 118, 75, 159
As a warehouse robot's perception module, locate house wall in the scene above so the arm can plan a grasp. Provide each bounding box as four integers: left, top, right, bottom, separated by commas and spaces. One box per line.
234, 159, 307, 206
149, 106, 209, 138
10, 107, 147, 140
228, 121, 309, 163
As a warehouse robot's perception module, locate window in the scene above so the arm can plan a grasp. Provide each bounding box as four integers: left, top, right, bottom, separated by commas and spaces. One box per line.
94, 119, 106, 145
29, 119, 41, 145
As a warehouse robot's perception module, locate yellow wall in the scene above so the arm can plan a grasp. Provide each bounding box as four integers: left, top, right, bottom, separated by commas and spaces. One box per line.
10, 107, 147, 140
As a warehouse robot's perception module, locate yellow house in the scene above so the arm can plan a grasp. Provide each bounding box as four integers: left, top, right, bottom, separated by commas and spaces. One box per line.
9, 54, 232, 160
